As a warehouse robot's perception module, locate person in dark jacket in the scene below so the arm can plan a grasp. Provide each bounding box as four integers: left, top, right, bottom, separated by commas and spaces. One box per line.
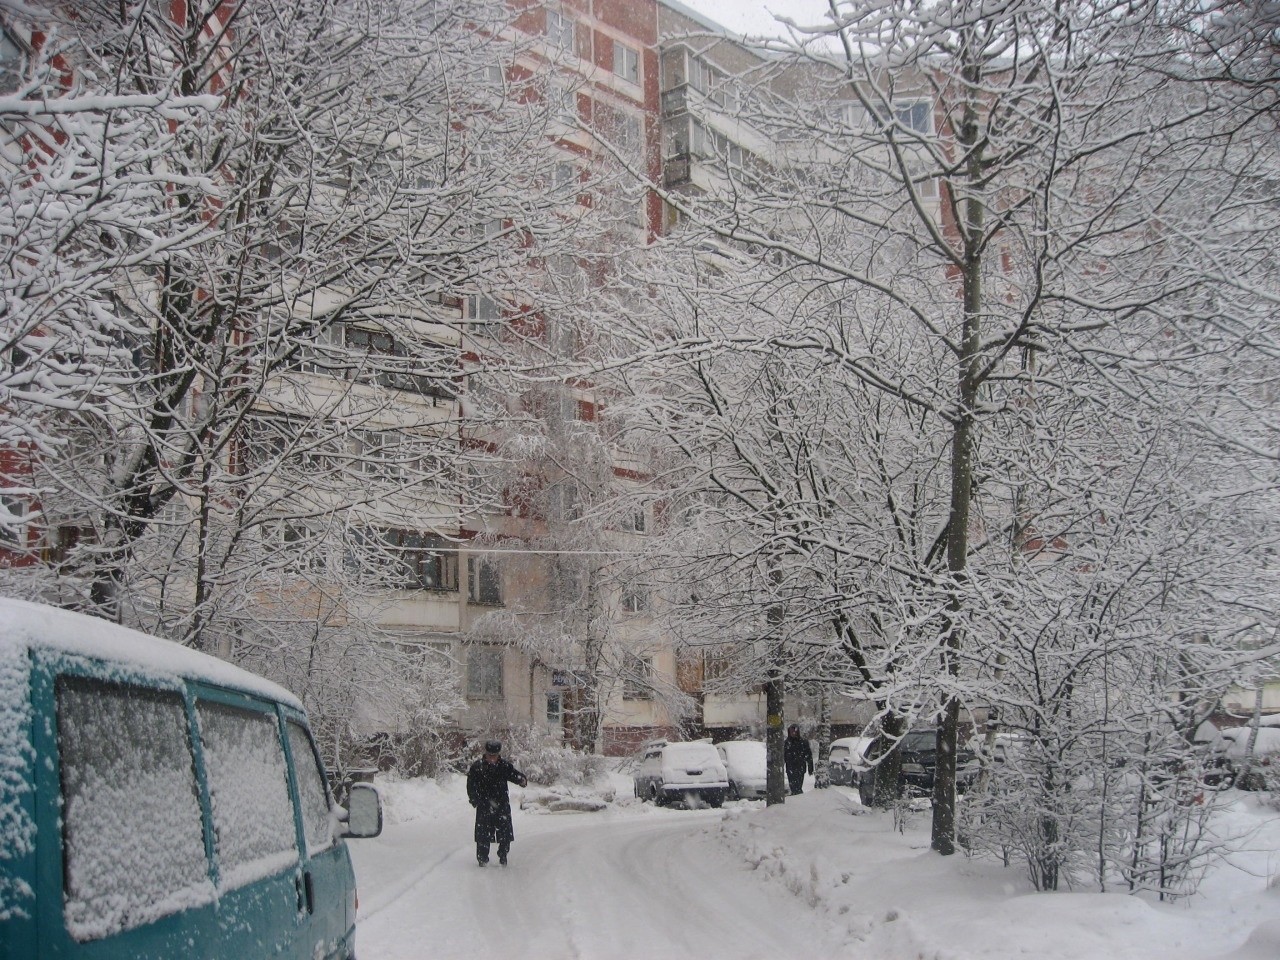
783, 724, 813, 796
466, 739, 528, 866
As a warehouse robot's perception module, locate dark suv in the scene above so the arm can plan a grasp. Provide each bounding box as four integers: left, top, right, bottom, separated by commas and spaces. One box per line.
860, 729, 979, 801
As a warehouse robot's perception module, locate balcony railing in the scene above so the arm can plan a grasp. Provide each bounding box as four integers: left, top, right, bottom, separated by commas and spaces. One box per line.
663, 152, 691, 188
660, 84, 690, 117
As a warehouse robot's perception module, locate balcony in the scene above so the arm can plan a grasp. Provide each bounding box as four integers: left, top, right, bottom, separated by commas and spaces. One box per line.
660, 84, 690, 117
663, 152, 691, 188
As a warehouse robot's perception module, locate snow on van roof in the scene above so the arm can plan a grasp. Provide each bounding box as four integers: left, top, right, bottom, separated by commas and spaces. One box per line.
0, 597, 301, 709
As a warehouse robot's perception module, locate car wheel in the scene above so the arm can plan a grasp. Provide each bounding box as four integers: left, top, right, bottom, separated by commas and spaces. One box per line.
727, 782, 740, 801
706, 791, 724, 809
858, 776, 875, 806
649, 782, 664, 806
1237, 770, 1267, 792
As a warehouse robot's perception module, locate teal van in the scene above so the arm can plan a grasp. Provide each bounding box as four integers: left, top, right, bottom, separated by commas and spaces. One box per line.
0, 597, 383, 959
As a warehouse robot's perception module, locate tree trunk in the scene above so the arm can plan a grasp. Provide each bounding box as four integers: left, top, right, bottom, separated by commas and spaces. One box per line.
932, 51, 985, 856
765, 669, 787, 805
815, 686, 832, 788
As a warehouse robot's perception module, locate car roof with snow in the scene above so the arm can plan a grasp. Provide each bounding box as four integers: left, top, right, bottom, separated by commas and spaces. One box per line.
718, 739, 764, 754
831, 736, 875, 751
0, 597, 301, 708
661, 741, 720, 758
1214, 726, 1280, 758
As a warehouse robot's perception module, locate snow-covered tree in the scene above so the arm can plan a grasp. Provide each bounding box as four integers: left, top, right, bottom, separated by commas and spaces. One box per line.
1, 0, 611, 759
600, 0, 1280, 868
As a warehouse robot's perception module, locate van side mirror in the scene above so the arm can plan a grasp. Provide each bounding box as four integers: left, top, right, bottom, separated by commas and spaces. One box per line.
343, 783, 382, 839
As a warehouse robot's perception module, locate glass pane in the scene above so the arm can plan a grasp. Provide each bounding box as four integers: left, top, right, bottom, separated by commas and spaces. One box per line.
287, 721, 335, 855
58, 678, 212, 941
197, 701, 298, 889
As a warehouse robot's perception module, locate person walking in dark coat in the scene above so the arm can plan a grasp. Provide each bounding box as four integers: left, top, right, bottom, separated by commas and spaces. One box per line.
783, 724, 813, 796
467, 739, 528, 866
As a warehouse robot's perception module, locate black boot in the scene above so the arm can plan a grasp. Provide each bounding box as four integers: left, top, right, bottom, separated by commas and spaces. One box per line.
476, 843, 490, 866
498, 843, 510, 866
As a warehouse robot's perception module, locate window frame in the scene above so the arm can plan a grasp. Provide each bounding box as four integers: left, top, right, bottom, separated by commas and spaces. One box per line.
467, 555, 503, 605
546, 691, 563, 724
54, 673, 214, 940
381, 528, 459, 592
466, 645, 505, 699
621, 585, 648, 614
546, 9, 575, 53
0, 25, 26, 93
612, 40, 640, 84
0, 491, 27, 546
622, 654, 654, 701
621, 507, 647, 534
194, 694, 301, 888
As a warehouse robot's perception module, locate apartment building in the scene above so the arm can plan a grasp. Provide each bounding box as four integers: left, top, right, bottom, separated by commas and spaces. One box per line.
0, 1, 943, 757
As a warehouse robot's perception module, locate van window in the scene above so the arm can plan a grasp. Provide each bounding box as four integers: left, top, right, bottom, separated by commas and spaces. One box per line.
57, 677, 212, 941
197, 701, 298, 888
287, 720, 335, 854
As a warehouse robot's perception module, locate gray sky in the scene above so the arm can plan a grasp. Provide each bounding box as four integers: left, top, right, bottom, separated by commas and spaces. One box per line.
673, 0, 837, 39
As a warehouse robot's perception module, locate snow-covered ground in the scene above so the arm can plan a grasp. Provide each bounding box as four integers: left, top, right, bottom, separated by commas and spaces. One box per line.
348, 769, 1280, 960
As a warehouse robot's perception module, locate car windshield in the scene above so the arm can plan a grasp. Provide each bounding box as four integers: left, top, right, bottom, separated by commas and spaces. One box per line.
664, 743, 719, 766
724, 742, 764, 762
901, 732, 936, 752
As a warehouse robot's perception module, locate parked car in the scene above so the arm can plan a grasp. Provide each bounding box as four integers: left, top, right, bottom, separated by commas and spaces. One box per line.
1208, 725, 1280, 790
857, 729, 979, 802
828, 736, 876, 787
717, 740, 767, 799
0, 597, 383, 960
634, 739, 729, 807
899, 729, 980, 795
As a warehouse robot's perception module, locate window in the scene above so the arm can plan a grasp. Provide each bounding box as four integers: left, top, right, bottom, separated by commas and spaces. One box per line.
704, 650, 735, 681
553, 161, 578, 193
383, 529, 459, 591
612, 40, 639, 84
871, 99, 932, 135
266, 519, 326, 575
622, 654, 653, 700
690, 121, 743, 167
596, 103, 644, 161
467, 646, 504, 698
468, 555, 503, 605
0, 27, 24, 93
546, 692, 563, 724
546, 9, 575, 53
57, 678, 212, 940
0, 492, 25, 546
689, 57, 736, 110
196, 700, 298, 889
287, 721, 335, 855
337, 324, 457, 403
621, 586, 648, 614
466, 293, 501, 331
621, 507, 646, 534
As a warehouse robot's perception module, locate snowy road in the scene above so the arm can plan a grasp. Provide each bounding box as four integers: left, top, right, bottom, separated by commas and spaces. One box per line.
349, 799, 849, 960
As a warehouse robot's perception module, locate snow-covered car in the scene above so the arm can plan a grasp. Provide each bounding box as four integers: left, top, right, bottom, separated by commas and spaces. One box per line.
717, 739, 767, 799
1208, 725, 1280, 790
0, 597, 383, 960
634, 739, 729, 807
828, 736, 876, 787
